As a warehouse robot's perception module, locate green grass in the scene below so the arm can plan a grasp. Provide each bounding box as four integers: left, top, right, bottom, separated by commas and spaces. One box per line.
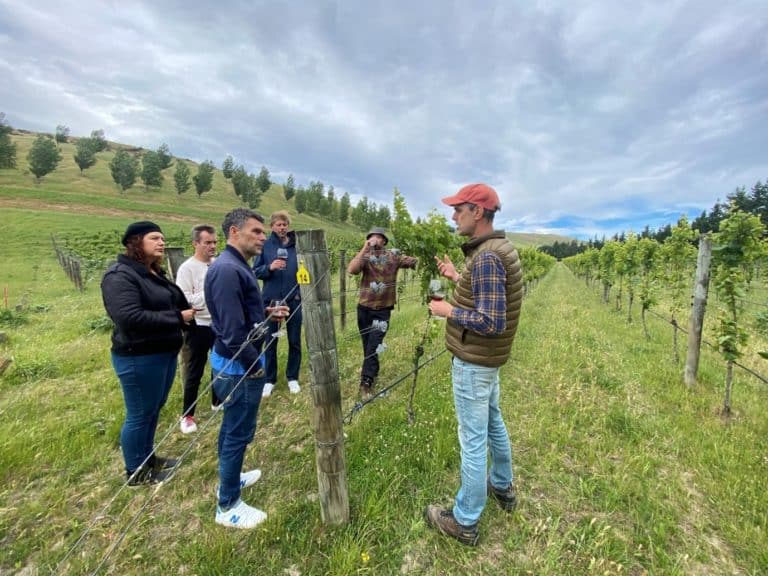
1, 259, 767, 575
1, 131, 766, 574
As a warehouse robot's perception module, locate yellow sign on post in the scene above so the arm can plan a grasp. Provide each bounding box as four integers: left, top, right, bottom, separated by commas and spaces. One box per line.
296, 260, 311, 285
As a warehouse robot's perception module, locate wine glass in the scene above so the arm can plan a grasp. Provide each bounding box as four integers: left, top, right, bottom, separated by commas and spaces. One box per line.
276, 247, 288, 263
269, 299, 287, 337
428, 279, 446, 320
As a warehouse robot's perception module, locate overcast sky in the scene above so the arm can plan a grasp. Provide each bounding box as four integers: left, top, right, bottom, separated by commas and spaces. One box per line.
1, 1, 766, 239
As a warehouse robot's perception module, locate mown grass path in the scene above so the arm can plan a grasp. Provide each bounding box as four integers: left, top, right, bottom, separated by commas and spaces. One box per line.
1, 262, 765, 575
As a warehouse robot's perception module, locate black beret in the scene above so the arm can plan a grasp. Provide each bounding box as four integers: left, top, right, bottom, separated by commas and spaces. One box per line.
122, 221, 163, 246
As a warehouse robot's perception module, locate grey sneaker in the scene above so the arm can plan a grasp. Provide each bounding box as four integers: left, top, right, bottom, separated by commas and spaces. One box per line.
424, 505, 479, 546
487, 479, 517, 511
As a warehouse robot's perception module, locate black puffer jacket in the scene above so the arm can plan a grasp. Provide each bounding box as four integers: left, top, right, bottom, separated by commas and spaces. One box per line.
101, 255, 190, 356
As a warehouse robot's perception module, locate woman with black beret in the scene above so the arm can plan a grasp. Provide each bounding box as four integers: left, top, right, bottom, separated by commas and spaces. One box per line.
101, 221, 196, 485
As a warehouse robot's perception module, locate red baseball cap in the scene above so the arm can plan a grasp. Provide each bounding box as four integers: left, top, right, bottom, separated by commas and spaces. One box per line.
441, 183, 501, 211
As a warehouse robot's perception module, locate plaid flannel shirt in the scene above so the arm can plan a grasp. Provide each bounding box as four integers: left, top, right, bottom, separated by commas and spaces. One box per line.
450, 251, 506, 335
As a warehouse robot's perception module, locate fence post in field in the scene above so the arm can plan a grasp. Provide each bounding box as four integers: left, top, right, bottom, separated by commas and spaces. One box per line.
164, 247, 186, 281
72, 258, 83, 291
684, 235, 712, 387
296, 230, 350, 525
339, 250, 347, 330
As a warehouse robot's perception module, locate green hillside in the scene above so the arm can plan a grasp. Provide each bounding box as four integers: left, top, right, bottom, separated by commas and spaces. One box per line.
0, 131, 361, 236
506, 231, 578, 248
0, 131, 569, 253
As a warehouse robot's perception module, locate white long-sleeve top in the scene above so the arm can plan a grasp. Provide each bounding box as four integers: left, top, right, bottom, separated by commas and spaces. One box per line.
175, 256, 214, 326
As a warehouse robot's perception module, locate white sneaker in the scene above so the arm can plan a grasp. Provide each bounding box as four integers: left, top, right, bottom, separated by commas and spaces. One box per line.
288, 380, 301, 394
215, 499, 267, 529
179, 416, 198, 434
215, 469, 262, 499
211, 403, 223, 412
262, 383, 274, 398
239, 469, 262, 489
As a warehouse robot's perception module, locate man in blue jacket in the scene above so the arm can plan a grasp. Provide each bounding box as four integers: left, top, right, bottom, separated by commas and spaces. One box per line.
253, 210, 302, 397
205, 208, 286, 529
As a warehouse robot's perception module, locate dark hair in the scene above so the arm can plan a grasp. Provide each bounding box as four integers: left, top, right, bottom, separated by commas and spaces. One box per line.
466, 203, 496, 222
124, 235, 162, 272
191, 224, 216, 243
221, 208, 264, 239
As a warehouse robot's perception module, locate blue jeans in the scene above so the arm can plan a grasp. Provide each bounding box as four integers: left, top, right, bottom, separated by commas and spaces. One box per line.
263, 304, 302, 382
111, 351, 177, 472
451, 356, 514, 527
213, 371, 265, 509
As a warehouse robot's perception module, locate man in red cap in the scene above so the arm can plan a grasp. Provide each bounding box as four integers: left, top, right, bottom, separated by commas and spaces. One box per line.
424, 183, 524, 546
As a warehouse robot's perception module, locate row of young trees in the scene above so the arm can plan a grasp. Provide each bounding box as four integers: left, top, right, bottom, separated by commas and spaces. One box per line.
563, 208, 767, 415
4, 115, 410, 234
0, 115, 111, 181
0, 116, 218, 197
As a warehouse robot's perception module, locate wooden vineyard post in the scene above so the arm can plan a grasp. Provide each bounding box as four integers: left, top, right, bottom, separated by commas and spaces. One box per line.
684, 235, 712, 387
295, 230, 350, 525
164, 247, 186, 281
339, 249, 347, 331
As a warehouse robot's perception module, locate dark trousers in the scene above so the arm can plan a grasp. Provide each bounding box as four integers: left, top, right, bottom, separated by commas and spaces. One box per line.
263, 304, 302, 383
181, 324, 219, 416
112, 351, 177, 472
357, 305, 391, 383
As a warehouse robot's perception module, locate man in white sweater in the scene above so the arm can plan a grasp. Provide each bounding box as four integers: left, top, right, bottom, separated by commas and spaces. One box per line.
175, 224, 220, 434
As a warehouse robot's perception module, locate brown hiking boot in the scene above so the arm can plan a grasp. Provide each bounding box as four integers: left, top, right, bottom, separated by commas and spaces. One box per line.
424, 505, 479, 546
487, 479, 517, 511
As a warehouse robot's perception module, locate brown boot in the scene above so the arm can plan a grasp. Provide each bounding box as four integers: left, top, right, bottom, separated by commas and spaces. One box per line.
424, 505, 479, 546
487, 479, 517, 511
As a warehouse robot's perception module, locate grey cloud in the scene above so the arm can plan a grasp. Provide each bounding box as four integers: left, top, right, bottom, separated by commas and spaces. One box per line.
1, 0, 766, 238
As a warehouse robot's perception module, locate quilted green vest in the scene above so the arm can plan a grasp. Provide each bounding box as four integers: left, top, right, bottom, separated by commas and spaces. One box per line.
445, 231, 524, 367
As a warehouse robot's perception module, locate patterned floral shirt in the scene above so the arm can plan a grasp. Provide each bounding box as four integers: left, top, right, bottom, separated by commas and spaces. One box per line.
356, 249, 417, 310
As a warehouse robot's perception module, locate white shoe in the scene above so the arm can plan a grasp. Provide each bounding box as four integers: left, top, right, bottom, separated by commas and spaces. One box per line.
179, 416, 198, 434
239, 469, 262, 489
215, 499, 267, 529
211, 403, 223, 412
262, 383, 274, 398
288, 380, 300, 394
215, 469, 262, 499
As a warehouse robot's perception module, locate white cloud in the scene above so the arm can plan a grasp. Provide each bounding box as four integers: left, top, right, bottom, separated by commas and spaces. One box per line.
0, 0, 766, 239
